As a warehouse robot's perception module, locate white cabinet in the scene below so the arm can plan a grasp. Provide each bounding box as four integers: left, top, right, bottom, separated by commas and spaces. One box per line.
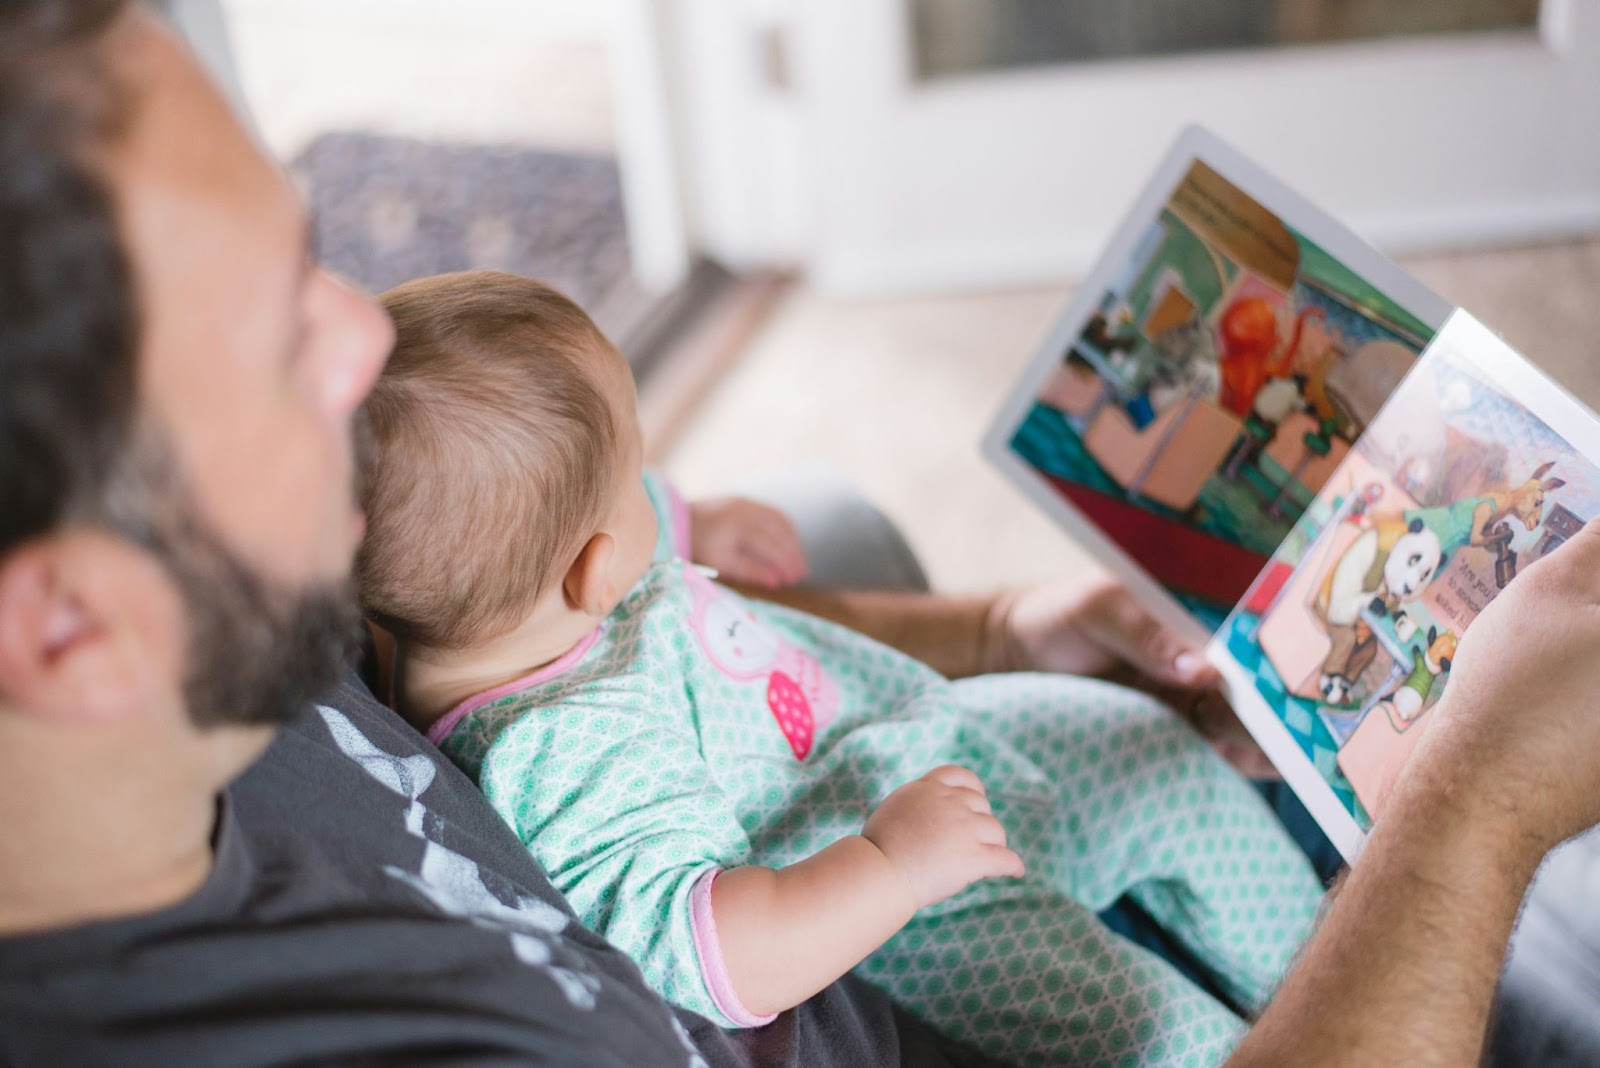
667, 0, 1600, 296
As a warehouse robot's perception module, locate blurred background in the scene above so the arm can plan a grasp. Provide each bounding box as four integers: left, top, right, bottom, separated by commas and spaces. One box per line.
163, 0, 1600, 593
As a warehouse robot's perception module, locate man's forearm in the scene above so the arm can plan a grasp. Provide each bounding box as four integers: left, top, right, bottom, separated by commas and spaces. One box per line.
1230, 737, 1544, 1066
729, 583, 1003, 679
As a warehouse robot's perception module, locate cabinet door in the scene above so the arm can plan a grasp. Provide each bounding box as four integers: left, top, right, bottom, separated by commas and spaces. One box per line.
777, 0, 1600, 295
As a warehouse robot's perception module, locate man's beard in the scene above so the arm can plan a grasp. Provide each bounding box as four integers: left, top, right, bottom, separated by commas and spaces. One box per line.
104, 434, 363, 729
164, 512, 362, 728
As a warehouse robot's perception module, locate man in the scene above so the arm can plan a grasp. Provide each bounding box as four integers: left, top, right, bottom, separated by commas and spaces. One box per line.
0, 3, 1595, 1065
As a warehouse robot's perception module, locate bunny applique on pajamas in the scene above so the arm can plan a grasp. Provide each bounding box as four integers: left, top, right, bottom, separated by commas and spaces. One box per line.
432, 473, 1322, 1068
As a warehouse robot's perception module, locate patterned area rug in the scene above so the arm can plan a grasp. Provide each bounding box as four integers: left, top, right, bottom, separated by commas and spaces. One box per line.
291, 131, 631, 315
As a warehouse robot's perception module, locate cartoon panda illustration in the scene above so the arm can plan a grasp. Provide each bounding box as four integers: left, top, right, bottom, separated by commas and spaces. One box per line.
1314, 516, 1444, 705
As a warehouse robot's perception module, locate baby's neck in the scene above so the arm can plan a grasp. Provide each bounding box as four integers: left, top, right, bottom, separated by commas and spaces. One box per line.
396, 613, 598, 730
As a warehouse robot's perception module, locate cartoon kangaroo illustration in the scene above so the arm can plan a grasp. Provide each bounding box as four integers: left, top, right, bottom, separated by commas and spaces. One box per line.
1375, 624, 1458, 728
1469, 461, 1565, 544
1315, 515, 1443, 705
1401, 462, 1566, 590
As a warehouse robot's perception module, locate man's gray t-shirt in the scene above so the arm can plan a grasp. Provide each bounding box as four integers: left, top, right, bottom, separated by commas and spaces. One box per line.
0, 674, 979, 1067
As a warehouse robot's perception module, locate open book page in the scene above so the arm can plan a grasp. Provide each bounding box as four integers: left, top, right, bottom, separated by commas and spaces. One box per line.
1211, 311, 1600, 861
985, 127, 1449, 647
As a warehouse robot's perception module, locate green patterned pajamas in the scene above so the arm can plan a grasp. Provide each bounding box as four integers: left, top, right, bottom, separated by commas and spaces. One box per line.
856, 675, 1320, 1066
432, 476, 1322, 1066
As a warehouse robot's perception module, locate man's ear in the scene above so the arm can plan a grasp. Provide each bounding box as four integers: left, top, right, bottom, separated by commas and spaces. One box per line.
0, 532, 184, 726
561, 532, 617, 619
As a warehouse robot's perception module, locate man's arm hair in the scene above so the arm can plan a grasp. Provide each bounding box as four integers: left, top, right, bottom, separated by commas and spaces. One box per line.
726, 583, 1001, 679
1228, 734, 1541, 1065
1236, 520, 1600, 1064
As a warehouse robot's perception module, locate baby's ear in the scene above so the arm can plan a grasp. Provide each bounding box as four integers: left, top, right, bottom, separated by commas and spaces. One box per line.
563, 533, 617, 618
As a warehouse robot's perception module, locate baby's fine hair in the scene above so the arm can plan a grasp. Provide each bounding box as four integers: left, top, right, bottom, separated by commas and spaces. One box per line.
358, 270, 619, 650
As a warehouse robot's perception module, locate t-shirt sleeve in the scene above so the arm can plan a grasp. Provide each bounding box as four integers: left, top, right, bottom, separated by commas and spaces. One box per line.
642, 468, 691, 562
472, 681, 772, 1029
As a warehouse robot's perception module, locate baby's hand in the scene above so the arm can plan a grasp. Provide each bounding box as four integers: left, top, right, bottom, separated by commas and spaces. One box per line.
862, 765, 1025, 909
688, 497, 808, 589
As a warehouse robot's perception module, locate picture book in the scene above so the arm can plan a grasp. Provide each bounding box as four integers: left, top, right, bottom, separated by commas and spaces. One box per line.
984, 128, 1600, 860
1211, 313, 1600, 859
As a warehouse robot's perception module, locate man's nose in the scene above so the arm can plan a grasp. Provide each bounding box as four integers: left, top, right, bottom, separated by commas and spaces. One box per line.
312, 271, 394, 419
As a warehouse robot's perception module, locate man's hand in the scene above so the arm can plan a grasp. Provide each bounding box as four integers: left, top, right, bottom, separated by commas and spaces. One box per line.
689, 497, 808, 589
1231, 523, 1600, 1067
985, 577, 1275, 777
983, 575, 1209, 681
862, 766, 1025, 908
1417, 517, 1600, 853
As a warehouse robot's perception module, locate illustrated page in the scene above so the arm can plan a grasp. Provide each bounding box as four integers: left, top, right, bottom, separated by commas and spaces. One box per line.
1212, 311, 1600, 859
986, 128, 1449, 642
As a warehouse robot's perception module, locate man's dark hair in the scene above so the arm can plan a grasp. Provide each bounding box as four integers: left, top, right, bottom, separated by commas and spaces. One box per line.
0, 0, 135, 553
0, 1, 364, 727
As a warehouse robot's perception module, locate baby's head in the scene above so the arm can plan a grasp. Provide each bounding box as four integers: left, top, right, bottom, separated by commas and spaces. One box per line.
358, 271, 657, 659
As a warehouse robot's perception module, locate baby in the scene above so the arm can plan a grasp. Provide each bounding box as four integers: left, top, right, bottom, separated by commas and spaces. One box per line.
358, 271, 1323, 1067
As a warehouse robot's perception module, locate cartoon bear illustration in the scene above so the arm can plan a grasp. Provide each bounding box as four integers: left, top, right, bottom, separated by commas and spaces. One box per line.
1314, 516, 1443, 705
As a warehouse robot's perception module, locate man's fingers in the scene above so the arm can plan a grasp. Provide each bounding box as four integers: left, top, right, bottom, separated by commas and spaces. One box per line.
1171, 649, 1219, 688
1184, 690, 1241, 736
1546, 516, 1600, 596
1084, 590, 1217, 688
1215, 739, 1280, 780
1154, 689, 1276, 777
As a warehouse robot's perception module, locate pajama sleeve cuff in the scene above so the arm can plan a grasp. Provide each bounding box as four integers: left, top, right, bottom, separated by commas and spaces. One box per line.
689, 868, 777, 1028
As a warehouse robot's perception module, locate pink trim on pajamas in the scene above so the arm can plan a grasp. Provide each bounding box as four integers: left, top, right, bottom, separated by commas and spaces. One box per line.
427, 627, 603, 746
689, 868, 777, 1028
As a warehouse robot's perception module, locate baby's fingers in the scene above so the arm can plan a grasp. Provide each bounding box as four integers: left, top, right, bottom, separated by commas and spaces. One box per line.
757, 512, 809, 583
734, 506, 807, 586
977, 844, 1026, 880
923, 764, 986, 794
739, 539, 803, 589
971, 810, 1009, 849
729, 544, 789, 589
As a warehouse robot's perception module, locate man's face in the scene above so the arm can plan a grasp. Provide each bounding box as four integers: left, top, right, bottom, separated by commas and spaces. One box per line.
111, 13, 391, 597
102, 14, 391, 730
